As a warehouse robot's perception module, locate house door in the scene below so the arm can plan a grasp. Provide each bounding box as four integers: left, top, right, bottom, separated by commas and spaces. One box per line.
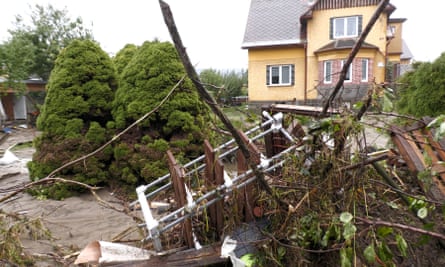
13, 95, 27, 120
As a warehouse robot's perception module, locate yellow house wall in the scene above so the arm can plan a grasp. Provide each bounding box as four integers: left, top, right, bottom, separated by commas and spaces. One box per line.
387, 21, 403, 57
387, 54, 400, 62
306, 6, 388, 94
247, 47, 305, 102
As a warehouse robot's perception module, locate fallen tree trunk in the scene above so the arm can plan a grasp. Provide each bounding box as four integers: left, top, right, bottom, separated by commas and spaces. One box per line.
159, 0, 280, 204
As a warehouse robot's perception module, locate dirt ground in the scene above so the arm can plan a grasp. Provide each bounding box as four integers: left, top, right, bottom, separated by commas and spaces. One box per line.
0, 127, 143, 266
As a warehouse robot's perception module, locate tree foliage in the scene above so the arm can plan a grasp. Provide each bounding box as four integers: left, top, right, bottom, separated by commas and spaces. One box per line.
0, 33, 36, 92
110, 41, 211, 189
28, 39, 117, 199
199, 68, 247, 104
0, 4, 92, 84
396, 53, 445, 117
112, 43, 138, 79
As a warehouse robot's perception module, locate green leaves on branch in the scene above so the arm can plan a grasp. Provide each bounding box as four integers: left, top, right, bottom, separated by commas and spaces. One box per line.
0, 4, 93, 84
396, 53, 445, 117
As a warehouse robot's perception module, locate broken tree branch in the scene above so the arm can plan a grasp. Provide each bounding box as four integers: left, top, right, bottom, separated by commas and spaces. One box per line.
322, 0, 389, 115
356, 216, 445, 241
159, 1, 281, 204
0, 177, 99, 203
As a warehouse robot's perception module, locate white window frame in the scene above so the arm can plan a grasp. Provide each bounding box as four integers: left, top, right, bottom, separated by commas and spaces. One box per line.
333, 16, 359, 39
341, 60, 352, 83
361, 59, 369, 82
324, 61, 333, 84
267, 65, 293, 86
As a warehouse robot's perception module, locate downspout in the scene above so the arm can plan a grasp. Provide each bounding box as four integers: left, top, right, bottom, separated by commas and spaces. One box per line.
385, 27, 395, 84
304, 42, 308, 104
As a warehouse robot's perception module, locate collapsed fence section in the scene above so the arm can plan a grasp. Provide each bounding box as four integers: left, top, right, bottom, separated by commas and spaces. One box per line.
133, 111, 298, 253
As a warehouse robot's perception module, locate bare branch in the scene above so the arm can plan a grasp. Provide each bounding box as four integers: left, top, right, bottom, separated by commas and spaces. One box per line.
356, 216, 445, 241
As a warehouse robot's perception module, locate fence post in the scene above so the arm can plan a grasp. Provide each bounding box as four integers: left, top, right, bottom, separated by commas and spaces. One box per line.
167, 150, 194, 248
236, 130, 261, 222
204, 140, 224, 238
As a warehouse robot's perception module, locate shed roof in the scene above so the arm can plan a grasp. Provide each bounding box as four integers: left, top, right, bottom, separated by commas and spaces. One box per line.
242, 0, 310, 49
314, 39, 379, 53
401, 39, 413, 60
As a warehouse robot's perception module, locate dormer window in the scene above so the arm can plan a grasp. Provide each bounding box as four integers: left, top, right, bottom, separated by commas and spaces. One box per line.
331, 16, 362, 39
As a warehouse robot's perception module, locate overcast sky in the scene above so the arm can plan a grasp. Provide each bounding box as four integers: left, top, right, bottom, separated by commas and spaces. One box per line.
0, 0, 443, 70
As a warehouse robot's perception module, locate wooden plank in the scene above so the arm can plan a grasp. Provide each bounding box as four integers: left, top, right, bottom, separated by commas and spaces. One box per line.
262, 114, 275, 158
203, 140, 224, 238
390, 126, 426, 173
214, 159, 225, 235
421, 129, 445, 198
236, 149, 253, 222
424, 129, 445, 162
265, 104, 340, 117
236, 130, 261, 222
167, 150, 194, 249
406, 130, 427, 171
392, 126, 445, 199
112, 243, 227, 267
238, 130, 261, 165
203, 140, 217, 232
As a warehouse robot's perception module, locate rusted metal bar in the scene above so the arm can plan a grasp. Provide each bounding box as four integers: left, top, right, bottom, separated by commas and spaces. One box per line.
167, 150, 194, 249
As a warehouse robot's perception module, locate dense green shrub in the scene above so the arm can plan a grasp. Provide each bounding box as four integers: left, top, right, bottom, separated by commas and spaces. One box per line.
28, 39, 117, 199
110, 41, 211, 190
112, 43, 138, 78
28, 39, 212, 199
396, 53, 445, 116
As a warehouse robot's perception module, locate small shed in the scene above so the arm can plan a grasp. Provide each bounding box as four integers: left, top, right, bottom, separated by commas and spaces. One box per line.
0, 78, 46, 124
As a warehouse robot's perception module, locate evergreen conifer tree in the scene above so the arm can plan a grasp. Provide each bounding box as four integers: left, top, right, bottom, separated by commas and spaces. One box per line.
28, 39, 117, 199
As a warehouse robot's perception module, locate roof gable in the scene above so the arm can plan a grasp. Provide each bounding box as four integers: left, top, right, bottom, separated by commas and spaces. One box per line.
310, 0, 396, 15
242, 0, 310, 48
312, 0, 381, 10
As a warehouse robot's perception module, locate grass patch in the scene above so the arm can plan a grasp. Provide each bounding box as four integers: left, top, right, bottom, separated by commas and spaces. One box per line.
11, 141, 34, 151
223, 105, 259, 130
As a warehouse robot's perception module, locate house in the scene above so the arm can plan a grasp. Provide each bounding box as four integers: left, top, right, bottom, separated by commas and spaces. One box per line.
242, 0, 412, 107
0, 78, 46, 125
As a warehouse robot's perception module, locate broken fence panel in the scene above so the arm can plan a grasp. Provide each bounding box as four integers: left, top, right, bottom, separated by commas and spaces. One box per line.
130, 112, 279, 207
